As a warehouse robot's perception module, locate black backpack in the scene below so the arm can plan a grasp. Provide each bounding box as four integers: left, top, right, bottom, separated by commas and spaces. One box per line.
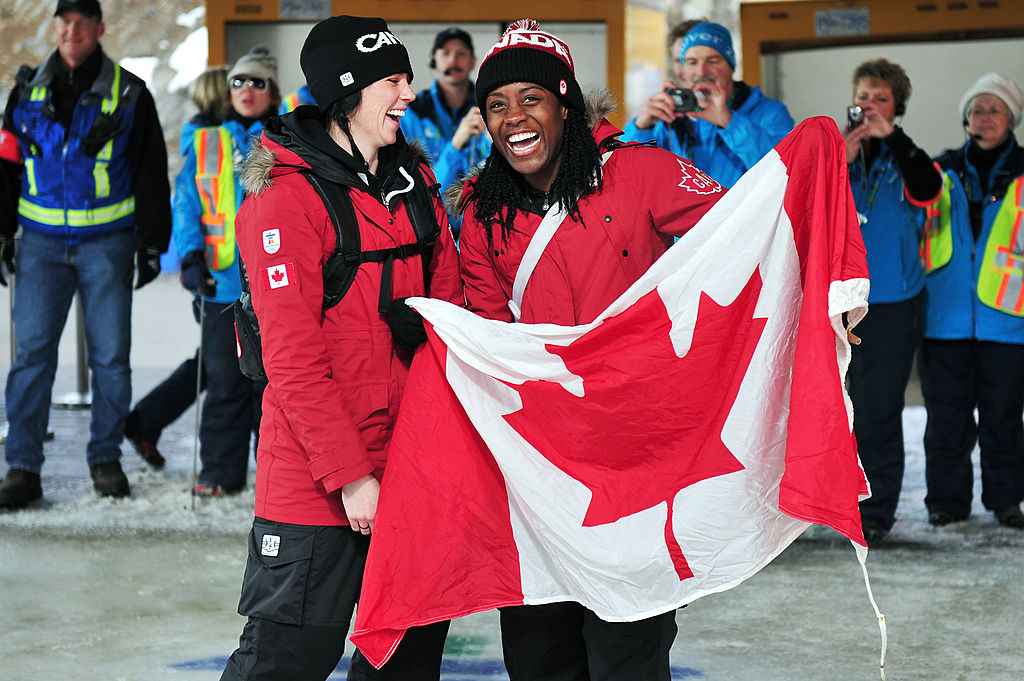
233, 167, 441, 381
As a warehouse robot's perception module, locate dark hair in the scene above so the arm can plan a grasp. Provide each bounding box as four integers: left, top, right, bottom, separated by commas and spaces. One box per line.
465, 107, 601, 244
667, 18, 708, 51
852, 58, 911, 117
323, 90, 363, 132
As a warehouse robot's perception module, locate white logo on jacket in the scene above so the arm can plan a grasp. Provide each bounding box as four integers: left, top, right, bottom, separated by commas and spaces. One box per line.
677, 159, 723, 195
262, 228, 281, 254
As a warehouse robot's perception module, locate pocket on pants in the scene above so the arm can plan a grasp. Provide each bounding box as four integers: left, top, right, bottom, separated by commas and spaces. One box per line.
237, 520, 315, 625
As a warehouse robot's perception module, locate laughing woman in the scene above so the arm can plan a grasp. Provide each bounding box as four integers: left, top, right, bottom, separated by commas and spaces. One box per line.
456, 19, 724, 681
219, 16, 462, 681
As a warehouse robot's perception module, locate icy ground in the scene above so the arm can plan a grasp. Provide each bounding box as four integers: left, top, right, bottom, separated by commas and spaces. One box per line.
1, 275, 1022, 680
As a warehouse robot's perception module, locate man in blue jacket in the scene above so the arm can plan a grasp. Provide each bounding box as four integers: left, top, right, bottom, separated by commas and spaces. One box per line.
621, 22, 793, 188
400, 27, 491, 223
0, 0, 171, 508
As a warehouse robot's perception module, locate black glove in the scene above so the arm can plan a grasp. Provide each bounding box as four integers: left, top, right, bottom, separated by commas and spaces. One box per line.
0, 235, 14, 287
180, 250, 217, 298
386, 297, 427, 352
135, 245, 162, 289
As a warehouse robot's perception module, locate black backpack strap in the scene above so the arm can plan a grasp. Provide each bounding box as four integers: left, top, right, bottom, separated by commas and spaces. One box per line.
299, 171, 362, 311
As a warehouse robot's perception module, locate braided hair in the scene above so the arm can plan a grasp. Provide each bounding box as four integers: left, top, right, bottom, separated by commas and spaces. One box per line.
466, 107, 602, 245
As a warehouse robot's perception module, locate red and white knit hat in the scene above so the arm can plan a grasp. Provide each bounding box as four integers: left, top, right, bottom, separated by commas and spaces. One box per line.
476, 19, 585, 113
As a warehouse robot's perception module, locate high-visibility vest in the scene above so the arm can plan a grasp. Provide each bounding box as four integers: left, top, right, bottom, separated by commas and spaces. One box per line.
193, 126, 237, 271
978, 176, 1024, 316
920, 173, 954, 274
12, 56, 139, 240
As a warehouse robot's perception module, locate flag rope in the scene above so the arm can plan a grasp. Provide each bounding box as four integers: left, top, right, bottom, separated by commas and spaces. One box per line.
854, 542, 888, 680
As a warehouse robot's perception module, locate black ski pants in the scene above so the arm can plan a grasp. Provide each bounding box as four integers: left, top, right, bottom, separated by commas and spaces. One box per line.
919, 338, 1024, 516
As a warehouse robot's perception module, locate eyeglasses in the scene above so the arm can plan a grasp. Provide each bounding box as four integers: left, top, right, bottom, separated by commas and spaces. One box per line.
968, 107, 1009, 119
230, 77, 268, 91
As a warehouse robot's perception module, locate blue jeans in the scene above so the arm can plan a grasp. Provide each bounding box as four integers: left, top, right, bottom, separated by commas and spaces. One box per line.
5, 228, 134, 473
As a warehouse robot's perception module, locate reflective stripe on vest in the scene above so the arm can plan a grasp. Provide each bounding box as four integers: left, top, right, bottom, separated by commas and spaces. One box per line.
194, 126, 237, 271
978, 176, 1024, 316
18, 194, 135, 226
93, 65, 122, 199
920, 173, 954, 274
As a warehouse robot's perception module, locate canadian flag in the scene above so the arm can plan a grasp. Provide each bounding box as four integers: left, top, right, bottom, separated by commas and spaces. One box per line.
350, 117, 871, 667
262, 262, 295, 290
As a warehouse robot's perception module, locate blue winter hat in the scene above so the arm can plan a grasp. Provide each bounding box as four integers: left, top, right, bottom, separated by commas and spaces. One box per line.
679, 22, 735, 71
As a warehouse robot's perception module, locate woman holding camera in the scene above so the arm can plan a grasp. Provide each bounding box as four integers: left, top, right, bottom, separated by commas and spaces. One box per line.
918, 73, 1024, 530
844, 58, 942, 545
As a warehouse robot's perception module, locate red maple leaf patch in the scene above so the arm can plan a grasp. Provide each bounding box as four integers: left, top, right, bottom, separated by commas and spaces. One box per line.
504, 269, 767, 580
271, 269, 285, 283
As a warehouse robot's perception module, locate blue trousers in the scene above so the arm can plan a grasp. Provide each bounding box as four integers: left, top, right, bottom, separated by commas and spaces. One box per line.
5, 229, 134, 473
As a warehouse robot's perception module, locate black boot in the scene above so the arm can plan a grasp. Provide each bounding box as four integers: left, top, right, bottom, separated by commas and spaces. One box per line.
123, 417, 166, 470
0, 468, 43, 509
994, 505, 1024, 529
90, 461, 130, 498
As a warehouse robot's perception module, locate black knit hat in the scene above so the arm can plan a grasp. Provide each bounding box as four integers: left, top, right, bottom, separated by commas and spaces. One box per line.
476, 19, 584, 114
300, 15, 413, 113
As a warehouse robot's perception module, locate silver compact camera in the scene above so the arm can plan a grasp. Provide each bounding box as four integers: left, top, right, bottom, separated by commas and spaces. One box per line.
847, 104, 864, 129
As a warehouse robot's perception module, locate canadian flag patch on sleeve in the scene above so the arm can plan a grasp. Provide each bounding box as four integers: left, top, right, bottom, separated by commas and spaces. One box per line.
262, 263, 297, 290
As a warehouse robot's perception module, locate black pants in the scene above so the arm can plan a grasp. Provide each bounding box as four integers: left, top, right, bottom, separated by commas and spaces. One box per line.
919, 339, 1024, 515
499, 602, 676, 681
127, 351, 206, 441
847, 295, 923, 530
221, 519, 450, 681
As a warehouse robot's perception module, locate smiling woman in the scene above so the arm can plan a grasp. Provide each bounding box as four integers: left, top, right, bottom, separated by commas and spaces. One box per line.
217, 14, 464, 681
455, 18, 726, 681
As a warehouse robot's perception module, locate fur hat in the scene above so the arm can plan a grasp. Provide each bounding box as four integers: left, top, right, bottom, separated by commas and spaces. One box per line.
959, 72, 1024, 128
300, 15, 413, 113
476, 19, 585, 113
228, 46, 278, 88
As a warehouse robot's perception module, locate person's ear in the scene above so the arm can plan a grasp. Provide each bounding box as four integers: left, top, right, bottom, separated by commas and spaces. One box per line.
561, 105, 568, 120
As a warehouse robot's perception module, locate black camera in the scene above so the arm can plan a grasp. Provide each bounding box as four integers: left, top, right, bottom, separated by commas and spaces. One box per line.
667, 87, 698, 114
847, 104, 864, 129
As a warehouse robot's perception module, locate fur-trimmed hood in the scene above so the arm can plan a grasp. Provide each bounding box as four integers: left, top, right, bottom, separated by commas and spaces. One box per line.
239, 106, 430, 203
442, 88, 619, 215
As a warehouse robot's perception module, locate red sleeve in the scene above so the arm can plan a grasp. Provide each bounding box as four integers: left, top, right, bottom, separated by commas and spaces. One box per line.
632, 147, 726, 237
459, 199, 516, 322
237, 178, 375, 493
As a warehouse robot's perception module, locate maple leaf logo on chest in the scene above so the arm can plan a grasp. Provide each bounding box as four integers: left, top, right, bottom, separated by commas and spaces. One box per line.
271, 269, 285, 283
503, 269, 767, 579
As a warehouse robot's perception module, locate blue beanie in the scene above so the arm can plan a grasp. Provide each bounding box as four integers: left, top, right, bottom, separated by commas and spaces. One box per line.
679, 22, 735, 71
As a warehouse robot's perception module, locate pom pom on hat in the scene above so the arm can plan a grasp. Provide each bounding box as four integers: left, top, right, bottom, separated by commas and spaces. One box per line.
959, 72, 1024, 128
476, 19, 585, 113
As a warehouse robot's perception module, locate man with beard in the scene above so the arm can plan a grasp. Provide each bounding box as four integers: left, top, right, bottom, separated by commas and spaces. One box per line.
622, 21, 793, 188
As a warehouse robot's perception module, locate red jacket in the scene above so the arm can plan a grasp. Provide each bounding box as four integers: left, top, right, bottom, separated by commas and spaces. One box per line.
460, 118, 725, 325
237, 114, 462, 526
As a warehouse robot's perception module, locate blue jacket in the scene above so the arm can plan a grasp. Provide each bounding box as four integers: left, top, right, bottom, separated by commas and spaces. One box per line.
620, 82, 793, 188
10, 52, 141, 243
400, 79, 491, 193
173, 116, 261, 304
849, 140, 926, 304
924, 137, 1024, 343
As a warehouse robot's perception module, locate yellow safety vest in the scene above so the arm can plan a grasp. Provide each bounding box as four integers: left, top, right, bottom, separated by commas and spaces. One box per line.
193, 126, 237, 271
978, 176, 1024, 316
919, 173, 954, 274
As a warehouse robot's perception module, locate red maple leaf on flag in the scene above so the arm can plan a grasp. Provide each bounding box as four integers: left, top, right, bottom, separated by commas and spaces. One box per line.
270, 268, 285, 283
504, 269, 767, 580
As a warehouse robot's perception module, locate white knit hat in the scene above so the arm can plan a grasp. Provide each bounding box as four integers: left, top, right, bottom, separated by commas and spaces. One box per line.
959, 72, 1023, 129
